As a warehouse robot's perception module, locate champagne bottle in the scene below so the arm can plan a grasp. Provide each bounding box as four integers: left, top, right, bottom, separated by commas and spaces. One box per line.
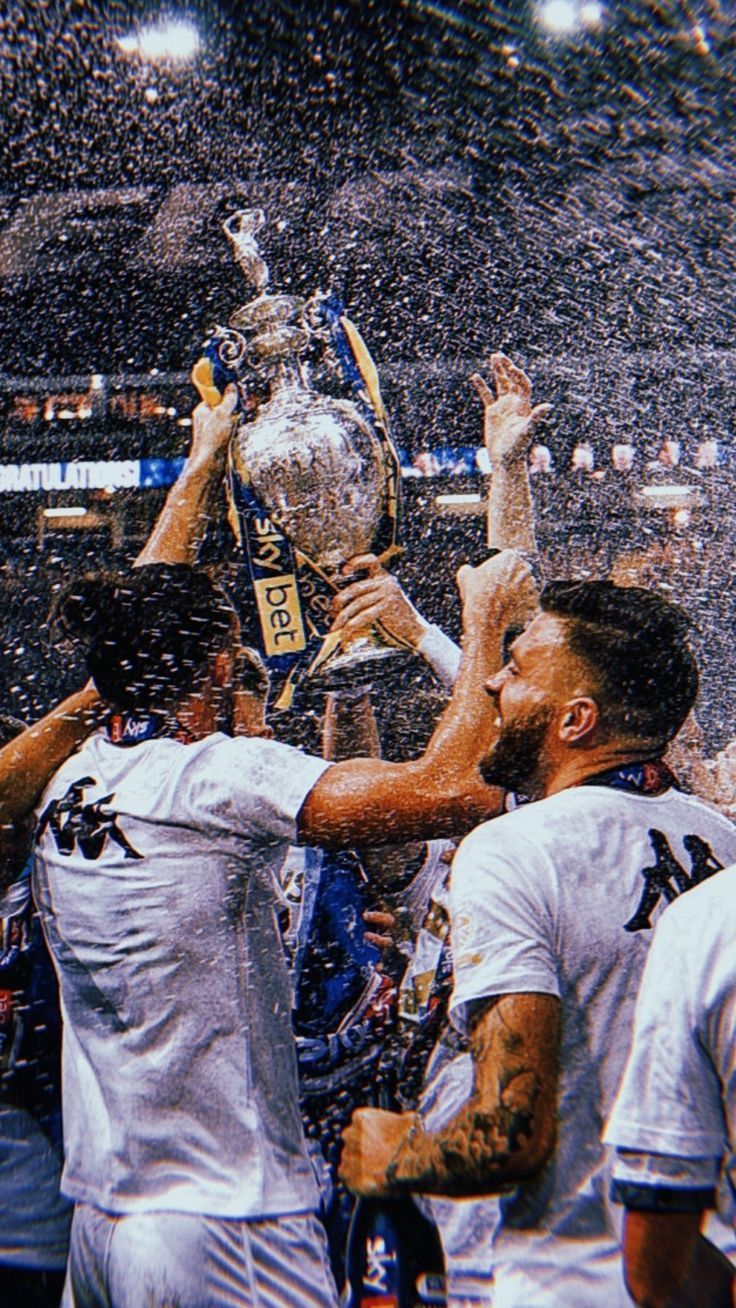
344, 1193, 447, 1308
344, 1048, 447, 1308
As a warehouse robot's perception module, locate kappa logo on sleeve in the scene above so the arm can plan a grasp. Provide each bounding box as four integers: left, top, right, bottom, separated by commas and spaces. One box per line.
624, 829, 723, 932
36, 777, 144, 862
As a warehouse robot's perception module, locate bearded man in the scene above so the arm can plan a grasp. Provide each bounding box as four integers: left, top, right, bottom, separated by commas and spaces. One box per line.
341, 577, 736, 1307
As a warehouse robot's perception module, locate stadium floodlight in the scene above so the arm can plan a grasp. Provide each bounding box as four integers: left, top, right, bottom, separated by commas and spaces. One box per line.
580, 2, 603, 28
537, 0, 605, 35
537, 0, 578, 33
116, 19, 200, 62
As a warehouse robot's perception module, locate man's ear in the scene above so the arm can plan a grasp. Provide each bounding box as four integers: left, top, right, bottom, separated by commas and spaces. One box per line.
231, 689, 271, 739
211, 649, 232, 688
557, 697, 599, 745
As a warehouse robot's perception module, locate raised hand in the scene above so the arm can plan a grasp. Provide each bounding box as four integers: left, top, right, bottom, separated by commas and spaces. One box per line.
471, 353, 551, 470
189, 384, 239, 466
456, 548, 538, 639
332, 553, 427, 648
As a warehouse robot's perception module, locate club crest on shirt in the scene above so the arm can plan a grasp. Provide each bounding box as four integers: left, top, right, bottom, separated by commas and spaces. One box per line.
624, 829, 723, 932
36, 776, 144, 862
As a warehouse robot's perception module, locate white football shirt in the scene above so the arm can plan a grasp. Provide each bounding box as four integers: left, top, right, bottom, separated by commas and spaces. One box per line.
449, 783, 736, 1308
33, 730, 329, 1220
605, 864, 736, 1228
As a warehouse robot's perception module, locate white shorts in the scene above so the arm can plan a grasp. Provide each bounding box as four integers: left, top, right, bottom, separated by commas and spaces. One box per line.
64, 1203, 340, 1308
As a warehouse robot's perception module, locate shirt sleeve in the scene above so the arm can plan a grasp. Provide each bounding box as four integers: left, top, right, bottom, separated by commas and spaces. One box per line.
604, 902, 728, 1164
610, 1149, 719, 1212
417, 624, 462, 690
184, 736, 331, 844
449, 821, 560, 1033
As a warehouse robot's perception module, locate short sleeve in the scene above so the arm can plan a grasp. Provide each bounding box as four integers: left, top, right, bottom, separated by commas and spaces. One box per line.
610, 1149, 719, 1212
417, 624, 462, 689
184, 736, 330, 844
449, 822, 560, 1034
604, 905, 728, 1161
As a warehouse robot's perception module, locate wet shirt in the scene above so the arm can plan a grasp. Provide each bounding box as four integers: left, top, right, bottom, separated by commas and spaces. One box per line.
605, 864, 736, 1225
33, 730, 329, 1220
449, 785, 736, 1308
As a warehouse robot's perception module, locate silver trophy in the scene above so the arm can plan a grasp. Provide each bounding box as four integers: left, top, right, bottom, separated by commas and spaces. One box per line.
208, 209, 405, 692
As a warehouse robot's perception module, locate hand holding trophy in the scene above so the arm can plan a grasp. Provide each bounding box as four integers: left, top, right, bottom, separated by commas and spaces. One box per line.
192, 210, 407, 707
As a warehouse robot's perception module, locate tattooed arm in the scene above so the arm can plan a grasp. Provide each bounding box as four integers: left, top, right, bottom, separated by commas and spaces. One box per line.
339, 991, 560, 1197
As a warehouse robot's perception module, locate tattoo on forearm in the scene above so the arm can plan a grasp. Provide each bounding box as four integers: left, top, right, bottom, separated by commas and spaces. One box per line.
387, 1068, 541, 1195
385, 994, 558, 1197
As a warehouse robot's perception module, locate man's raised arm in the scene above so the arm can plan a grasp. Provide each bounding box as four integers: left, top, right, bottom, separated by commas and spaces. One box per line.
473, 351, 550, 566
134, 386, 238, 567
297, 549, 537, 848
0, 389, 238, 885
0, 684, 103, 890
331, 353, 547, 692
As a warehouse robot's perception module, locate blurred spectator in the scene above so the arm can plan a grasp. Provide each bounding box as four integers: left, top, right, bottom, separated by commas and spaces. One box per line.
570, 442, 594, 473
694, 438, 720, 470
611, 442, 636, 474
475, 447, 491, 476
658, 437, 681, 469
412, 450, 441, 478
529, 442, 553, 475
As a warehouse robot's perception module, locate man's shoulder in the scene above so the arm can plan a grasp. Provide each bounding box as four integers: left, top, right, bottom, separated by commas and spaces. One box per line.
455, 782, 736, 875
513, 781, 736, 833
187, 732, 323, 781
39, 730, 319, 812
460, 786, 610, 851
453, 801, 561, 886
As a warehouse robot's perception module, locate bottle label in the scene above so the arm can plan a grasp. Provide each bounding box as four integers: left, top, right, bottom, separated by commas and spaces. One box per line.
363, 1232, 397, 1297
0, 989, 13, 1028
0, 988, 17, 1071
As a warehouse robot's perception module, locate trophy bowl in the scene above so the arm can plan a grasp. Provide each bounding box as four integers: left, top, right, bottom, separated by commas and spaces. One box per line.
231, 383, 408, 688
232, 384, 384, 573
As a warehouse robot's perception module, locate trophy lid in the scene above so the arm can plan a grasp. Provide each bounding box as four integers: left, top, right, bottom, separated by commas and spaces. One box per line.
224, 213, 308, 364
229, 294, 304, 331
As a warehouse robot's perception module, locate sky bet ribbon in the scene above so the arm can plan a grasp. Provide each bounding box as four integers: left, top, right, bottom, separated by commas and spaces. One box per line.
306, 291, 402, 566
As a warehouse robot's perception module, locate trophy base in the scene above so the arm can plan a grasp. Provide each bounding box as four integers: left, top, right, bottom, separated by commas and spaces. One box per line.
306, 634, 412, 693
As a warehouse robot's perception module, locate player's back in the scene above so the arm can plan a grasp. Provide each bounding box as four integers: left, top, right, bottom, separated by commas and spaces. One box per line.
32, 728, 326, 1221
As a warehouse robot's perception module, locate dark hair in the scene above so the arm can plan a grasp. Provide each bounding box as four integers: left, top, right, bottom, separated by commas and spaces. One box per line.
540, 579, 698, 746
0, 713, 27, 749
50, 564, 237, 715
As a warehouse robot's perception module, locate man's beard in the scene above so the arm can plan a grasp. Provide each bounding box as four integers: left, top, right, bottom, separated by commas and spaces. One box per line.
480, 704, 555, 794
